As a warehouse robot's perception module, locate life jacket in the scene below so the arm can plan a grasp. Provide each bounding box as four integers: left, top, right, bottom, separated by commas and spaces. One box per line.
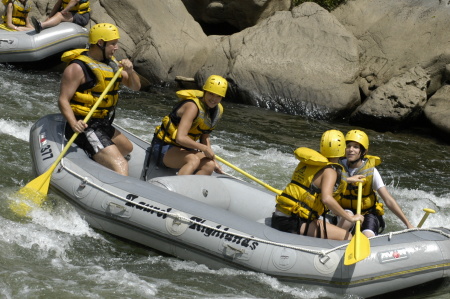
61, 48, 122, 119
339, 155, 385, 215
1, 0, 31, 27
61, 0, 90, 14
154, 90, 223, 147
275, 147, 346, 220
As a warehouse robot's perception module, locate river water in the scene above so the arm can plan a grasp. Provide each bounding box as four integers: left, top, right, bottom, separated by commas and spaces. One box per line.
0, 64, 449, 298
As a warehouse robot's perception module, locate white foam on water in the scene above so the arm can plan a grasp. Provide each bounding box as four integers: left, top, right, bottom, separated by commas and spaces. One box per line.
0, 118, 32, 142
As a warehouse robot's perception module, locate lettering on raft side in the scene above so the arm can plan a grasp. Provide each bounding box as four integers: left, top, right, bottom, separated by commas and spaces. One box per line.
124, 194, 259, 251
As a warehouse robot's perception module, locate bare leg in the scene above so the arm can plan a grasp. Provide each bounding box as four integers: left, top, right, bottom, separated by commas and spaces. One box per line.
91, 130, 131, 176
93, 145, 128, 176
300, 219, 352, 241
41, 12, 73, 29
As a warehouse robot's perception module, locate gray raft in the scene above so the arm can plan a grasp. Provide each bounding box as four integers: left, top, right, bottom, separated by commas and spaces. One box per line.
0, 23, 88, 63
28, 114, 450, 298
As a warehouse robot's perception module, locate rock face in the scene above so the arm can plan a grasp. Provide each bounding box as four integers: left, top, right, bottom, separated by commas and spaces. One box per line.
28, 0, 450, 139
181, 0, 291, 30
350, 67, 430, 130
197, 3, 361, 119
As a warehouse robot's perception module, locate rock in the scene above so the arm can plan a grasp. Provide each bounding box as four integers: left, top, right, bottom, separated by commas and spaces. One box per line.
423, 84, 450, 136
332, 0, 450, 97
350, 67, 430, 131
197, 2, 361, 119
181, 0, 291, 30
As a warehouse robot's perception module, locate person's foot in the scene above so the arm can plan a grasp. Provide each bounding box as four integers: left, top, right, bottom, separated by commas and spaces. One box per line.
31, 17, 42, 34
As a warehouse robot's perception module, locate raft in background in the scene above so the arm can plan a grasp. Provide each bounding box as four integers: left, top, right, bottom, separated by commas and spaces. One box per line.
26, 114, 450, 298
0, 23, 88, 63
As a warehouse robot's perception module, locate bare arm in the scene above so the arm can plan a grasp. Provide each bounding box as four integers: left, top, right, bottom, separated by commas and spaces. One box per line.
48, 0, 63, 18
5, 3, 15, 30
61, 0, 80, 15
319, 168, 364, 223
58, 63, 88, 133
174, 102, 215, 159
377, 186, 414, 229
119, 59, 141, 91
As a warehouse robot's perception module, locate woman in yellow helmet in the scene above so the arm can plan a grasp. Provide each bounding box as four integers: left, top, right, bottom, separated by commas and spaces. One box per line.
31, 0, 90, 33
271, 130, 364, 241
1, 0, 33, 31
58, 23, 140, 176
337, 130, 414, 237
152, 75, 227, 175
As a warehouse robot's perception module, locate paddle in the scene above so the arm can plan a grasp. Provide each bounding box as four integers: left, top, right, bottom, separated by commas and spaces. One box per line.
11, 67, 124, 216
215, 155, 282, 195
417, 208, 436, 228
344, 182, 371, 265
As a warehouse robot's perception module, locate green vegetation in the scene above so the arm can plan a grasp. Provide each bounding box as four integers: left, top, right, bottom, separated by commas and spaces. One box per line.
292, 0, 347, 11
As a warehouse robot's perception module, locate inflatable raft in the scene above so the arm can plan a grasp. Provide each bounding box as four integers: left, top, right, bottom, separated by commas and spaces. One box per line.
27, 114, 450, 298
0, 22, 88, 63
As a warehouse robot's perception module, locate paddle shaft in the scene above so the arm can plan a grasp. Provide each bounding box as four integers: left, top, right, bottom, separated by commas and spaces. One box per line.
215, 155, 282, 195
27, 67, 123, 192
355, 182, 363, 259
417, 208, 436, 228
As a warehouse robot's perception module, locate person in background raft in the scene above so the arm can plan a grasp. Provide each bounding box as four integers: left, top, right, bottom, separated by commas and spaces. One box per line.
336, 130, 414, 237
31, 0, 90, 33
0, 0, 34, 31
271, 130, 364, 241
152, 75, 227, 175
58, 23, 140, 176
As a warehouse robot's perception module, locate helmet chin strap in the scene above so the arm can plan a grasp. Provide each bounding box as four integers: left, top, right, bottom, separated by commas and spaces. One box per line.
97, 41, 106, 61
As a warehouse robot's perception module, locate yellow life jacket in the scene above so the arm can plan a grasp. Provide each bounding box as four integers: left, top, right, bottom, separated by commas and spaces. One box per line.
275, 147, 346, 220
2, 0, 31, 27
339, 155, 385, 215
61, 0, 90, 14
61, 49, 122, 119
154, 90, 223, 147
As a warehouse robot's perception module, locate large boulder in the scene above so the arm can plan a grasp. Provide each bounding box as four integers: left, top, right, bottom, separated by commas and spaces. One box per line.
332, 0, 450, 97
181, 0, 291, 31
423, 84, 450, 136
98, 0, 212, 85
350, 67, 430, 131
197, 3, 361, 119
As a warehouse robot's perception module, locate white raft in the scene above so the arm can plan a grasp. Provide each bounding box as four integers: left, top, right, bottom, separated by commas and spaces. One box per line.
0, 23, 88, 63
28, 114, 450, 298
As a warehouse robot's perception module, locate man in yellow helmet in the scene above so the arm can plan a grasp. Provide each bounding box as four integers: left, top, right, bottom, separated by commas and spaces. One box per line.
337, 130, 414, 237
152, 75, 227, 175
31, 0, 90, 33
58, 23, 140, 176
272, 130, 364, 241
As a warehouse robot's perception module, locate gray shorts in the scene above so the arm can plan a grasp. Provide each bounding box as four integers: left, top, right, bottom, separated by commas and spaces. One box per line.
65, 118, 115, 158
71, 12, 90, 27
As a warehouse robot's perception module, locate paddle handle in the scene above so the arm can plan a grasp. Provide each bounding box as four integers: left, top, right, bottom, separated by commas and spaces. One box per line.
215, 155, 282, 195
355, 182, 363, 259
417, 208, 436, 228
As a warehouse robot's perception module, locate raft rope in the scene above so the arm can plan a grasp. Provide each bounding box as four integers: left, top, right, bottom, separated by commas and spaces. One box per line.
58, 158, 450, 261
55, 124, 450, 261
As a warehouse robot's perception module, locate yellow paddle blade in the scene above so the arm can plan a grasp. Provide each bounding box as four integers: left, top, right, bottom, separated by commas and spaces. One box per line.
10, 170, 51, 216
344, 182, 371, 265
344, 230, 371, 265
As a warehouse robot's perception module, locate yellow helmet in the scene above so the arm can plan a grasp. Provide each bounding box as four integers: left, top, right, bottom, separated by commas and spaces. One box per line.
89, 23, 120, 45
320, 130, 345, 158
203, 75, 228, 98
345, 130, 369, 151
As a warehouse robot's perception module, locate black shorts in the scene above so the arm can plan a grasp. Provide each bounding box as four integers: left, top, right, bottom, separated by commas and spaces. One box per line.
271, 212, 306, 234
361, 213, 384, 235
71, 12, 90, 27
65, 118, 115, 158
